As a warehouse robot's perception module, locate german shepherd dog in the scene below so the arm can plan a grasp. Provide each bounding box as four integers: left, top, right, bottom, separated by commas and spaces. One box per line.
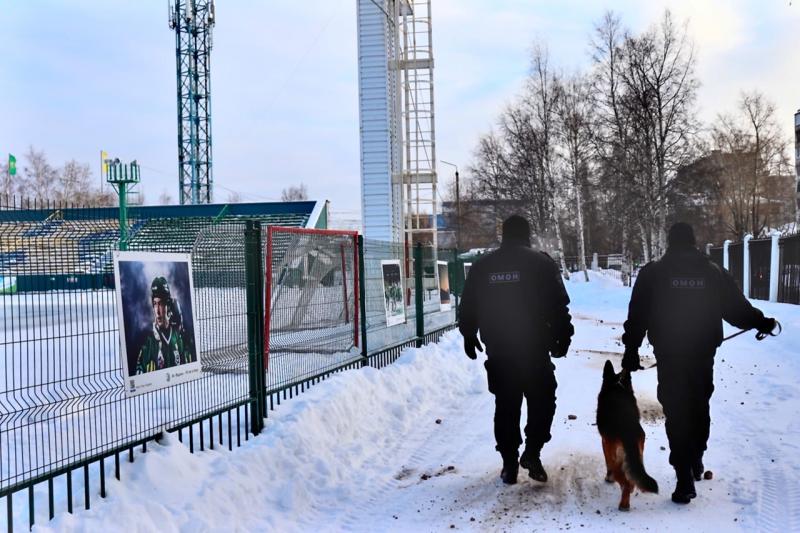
597, 360, 659, 510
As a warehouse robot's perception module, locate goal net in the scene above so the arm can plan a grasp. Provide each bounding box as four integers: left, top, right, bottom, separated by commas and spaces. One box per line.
265, 226, 359, 362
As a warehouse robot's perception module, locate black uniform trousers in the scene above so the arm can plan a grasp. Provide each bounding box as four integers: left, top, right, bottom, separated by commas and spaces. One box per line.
485, 356, 557, 457
655, 353, 715, 470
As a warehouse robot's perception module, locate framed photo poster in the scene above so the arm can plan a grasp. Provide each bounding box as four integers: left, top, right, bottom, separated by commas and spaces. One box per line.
114, 251, 201, 396
380, 259, 406, 326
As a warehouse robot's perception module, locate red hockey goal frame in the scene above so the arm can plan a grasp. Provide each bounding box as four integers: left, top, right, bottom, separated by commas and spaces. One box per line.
264, 226, 360, 368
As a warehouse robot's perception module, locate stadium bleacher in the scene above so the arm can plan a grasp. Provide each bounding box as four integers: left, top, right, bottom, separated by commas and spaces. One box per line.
0, 201, 322, 289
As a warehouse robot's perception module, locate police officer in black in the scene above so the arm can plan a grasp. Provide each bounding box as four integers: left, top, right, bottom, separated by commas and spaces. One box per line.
459, 215, 574, 485
622, 222, 777, 504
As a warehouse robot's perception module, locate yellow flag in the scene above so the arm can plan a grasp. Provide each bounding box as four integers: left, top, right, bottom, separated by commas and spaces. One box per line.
101, 150, 109, 177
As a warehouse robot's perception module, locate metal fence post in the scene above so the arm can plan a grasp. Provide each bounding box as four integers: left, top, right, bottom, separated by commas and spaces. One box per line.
414, 243, 424, 347
723, 239, 731, 270
358, 235, 368, 365
452, 248, 460, 323
245, 220, 265, 435
743, 234, 753, 297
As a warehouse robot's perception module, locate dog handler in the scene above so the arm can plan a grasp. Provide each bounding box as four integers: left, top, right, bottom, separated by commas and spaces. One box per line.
621, 222, 777, 504
459, 215, 574, 484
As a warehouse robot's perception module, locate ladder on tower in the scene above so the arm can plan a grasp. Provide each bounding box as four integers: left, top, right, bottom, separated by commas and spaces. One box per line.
398, 0, 438, 248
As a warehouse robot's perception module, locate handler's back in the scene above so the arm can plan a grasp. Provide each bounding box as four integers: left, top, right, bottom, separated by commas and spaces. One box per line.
623, 246, 764, 355
458, 238, 572, 362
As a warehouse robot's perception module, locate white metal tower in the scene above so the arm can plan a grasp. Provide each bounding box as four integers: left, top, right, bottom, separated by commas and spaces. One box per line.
356, 0, 438, 247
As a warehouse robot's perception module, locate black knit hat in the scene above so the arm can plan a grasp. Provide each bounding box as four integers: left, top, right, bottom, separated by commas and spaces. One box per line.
667, 222, 696, 248
502, 215, 531, 245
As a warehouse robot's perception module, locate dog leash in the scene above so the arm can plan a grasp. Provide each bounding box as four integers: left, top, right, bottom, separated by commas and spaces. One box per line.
722, 320, 782, 343
638, 320, 782, 371
582, 321, 782, 372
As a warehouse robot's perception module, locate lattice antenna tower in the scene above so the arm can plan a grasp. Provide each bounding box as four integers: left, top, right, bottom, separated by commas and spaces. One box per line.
398, 0, 438, 248
169, 0, 215, 205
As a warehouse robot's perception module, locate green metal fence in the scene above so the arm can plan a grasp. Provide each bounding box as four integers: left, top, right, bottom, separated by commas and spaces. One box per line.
1, 203, 458, 531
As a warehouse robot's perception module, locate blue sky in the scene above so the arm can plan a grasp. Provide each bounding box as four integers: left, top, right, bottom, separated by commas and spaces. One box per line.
1, 1, 799, 215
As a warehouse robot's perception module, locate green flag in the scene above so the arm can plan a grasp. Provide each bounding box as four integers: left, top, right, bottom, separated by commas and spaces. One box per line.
8, 154, 15, 176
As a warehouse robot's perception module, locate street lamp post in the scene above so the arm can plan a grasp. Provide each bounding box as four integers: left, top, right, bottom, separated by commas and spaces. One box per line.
440, 160, 460, 252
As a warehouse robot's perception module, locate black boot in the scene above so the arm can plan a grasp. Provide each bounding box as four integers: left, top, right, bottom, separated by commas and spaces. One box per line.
520, 449, 547, 482
671, 467, 697, 504
500, 453, 519, 485
692, 458, 704, 482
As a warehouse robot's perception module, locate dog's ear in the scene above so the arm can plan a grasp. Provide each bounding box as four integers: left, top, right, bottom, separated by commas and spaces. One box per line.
603, 360, 615, 381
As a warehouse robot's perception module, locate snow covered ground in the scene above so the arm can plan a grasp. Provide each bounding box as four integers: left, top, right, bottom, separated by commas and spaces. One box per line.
30, 272, 800, 532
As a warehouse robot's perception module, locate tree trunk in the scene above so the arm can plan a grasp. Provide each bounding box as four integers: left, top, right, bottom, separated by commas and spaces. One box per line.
621, 225, 630, 286
621, 224, 628, 262
575, 182, 589, 282
639, 222, 651, 263
552, 208, 570, 280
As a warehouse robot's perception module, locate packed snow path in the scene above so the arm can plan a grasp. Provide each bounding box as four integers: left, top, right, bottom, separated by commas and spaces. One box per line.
36, 273, 800, 532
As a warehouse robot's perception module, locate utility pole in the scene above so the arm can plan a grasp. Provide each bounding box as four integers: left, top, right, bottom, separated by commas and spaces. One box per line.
441, 160, 460, 252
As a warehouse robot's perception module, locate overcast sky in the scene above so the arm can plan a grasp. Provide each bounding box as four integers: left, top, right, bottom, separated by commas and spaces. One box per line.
1, 1, 798, 215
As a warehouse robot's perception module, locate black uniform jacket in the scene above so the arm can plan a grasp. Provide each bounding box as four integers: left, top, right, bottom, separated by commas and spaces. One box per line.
458, 241, 574, 368
622, 246, 764, 356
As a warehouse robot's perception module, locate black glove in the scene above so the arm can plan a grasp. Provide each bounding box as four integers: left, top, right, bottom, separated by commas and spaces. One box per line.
550, 337, 571, 358
621, 347, 643, 372
756, 317, 776, 336
464, 335, 484, 360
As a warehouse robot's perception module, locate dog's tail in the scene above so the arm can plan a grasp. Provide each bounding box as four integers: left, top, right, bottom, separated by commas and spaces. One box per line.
622, 437, 659, 494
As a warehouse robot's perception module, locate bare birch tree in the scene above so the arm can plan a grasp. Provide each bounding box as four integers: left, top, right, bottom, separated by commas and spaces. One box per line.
22, 146, 58, 200
0, 160, 13, 199
590, 11, 641, 263
556, 73, 594, 281
58, 160, 93, 204
711, 91, 790, 237
281, 183, 309, 202
620, 11, 700, 257
524, 44, 570, 278
590, 10, 699, 260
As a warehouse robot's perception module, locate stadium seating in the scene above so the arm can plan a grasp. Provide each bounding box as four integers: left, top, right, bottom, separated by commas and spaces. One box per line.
0, 204, 313, 280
